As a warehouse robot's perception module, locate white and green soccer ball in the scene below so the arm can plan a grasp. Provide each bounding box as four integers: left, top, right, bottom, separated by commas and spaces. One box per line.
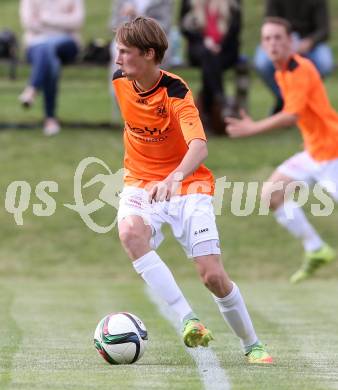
94, 312, 148, 365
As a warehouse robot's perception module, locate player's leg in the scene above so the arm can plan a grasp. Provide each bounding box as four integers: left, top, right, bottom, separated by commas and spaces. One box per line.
172, 194, 271, 361
118, 188, 195, 324
193, 252, 272, 363
261, 169, 325, 251
261, 154, 335, 282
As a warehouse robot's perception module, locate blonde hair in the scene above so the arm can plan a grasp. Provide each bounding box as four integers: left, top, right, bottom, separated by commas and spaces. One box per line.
115, 16, 168, 64
190, 0, 238, 36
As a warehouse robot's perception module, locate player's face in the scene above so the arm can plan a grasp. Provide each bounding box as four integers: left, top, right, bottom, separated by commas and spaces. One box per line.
115, 42, 149, 80
261, 23, 292, 64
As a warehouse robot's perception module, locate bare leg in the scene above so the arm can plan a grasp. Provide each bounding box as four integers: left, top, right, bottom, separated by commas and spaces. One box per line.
194, 254, 258, 350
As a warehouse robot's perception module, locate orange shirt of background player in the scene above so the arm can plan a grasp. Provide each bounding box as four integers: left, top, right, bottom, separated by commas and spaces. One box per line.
276, 54, 338, 162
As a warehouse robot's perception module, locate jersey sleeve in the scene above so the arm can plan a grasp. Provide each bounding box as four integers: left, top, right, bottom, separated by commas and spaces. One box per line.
282, 66, 311, 115
171, 90, 207, 145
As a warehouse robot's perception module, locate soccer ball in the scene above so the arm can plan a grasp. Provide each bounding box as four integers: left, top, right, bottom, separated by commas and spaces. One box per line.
94, 312, 148, 365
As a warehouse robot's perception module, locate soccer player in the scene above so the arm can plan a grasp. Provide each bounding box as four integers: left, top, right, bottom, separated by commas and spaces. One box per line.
226, 17, 337, 283
112, 17, 272, 363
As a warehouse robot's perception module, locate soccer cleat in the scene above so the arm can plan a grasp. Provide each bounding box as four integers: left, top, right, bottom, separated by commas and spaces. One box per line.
290, 243, 336, 284
182, 318, 214, 348
245, 343, 273, 364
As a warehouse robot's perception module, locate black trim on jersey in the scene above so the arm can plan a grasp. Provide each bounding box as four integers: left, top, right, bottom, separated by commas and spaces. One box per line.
160, 73, 189, 99
132, 72, 189, 99
287, 57, 299, 72
132, 81, 143, 93
132, 77, 162, 97
113, 69, 124, 80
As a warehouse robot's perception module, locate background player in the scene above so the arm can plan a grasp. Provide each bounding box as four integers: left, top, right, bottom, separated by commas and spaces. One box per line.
112, 17, 272, 363
226, 17, 338, 283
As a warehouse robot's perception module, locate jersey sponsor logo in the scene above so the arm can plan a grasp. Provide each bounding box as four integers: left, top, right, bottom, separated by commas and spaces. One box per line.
136, 98, 148, 105
129, 133, 168, 143
156, 104, 168, 118
127, 123, 169, 139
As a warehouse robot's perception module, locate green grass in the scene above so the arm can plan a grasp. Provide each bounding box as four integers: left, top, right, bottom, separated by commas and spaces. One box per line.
0, 128, 338, 389
1, 1, 338, 389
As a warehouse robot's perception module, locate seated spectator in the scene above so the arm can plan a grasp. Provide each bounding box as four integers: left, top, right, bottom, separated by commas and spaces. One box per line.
180, 0, 248, 135
19, 0, 85, 135
254, 0, 334, 114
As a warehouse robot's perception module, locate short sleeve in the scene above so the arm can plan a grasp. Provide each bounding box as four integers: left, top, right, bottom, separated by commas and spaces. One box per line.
171, 90, 206, 145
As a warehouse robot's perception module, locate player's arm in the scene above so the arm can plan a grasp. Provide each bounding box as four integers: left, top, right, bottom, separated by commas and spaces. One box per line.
149, 90, 209, 203
225, 109, 297, 138
149, 139, 207, 202
170, 138, 208, 180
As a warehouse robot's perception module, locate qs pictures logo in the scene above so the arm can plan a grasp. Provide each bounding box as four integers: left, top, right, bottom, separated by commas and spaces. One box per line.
3, 157, 336, 231
4, 157, 126, 234
64, 157, 125, 233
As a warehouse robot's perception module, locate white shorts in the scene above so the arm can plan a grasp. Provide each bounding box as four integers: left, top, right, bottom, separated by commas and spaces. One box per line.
277, 151, 338, 201
117, 187, 220, 258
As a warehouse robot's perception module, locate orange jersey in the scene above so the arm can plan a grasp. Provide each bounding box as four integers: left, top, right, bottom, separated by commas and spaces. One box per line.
276, 54, 338, 162
112, 69, 214, 195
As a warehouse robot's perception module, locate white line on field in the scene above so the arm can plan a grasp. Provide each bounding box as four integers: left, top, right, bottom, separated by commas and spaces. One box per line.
146, 287, 231, 390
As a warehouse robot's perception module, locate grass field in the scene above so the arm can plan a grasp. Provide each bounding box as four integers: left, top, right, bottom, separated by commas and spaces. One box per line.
1, 1, 338, 389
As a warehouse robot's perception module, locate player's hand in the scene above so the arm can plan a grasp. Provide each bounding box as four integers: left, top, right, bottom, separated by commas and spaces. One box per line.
148, 172, 183, 203
225, 109, 256, 138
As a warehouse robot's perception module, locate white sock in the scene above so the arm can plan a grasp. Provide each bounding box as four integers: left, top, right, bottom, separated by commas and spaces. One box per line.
274, 201, 324, 252
133, 251, 193, 322
213, 282, 258, 351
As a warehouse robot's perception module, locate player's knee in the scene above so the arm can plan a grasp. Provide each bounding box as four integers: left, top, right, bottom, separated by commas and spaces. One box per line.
261, 183, 283, 211
118, 222, 148, 250
201, 271, 224, 291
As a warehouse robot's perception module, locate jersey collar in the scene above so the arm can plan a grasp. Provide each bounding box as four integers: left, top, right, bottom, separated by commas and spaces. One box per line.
132, 71, 164, 97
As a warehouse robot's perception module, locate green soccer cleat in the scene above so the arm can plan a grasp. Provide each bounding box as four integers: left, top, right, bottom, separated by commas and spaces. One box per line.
182, 318, 214, 348
290, 243, 336, 284
245, 343, 273, 364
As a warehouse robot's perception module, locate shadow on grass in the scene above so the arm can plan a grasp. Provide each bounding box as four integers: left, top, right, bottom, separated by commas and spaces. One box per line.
0, 121, 122, 131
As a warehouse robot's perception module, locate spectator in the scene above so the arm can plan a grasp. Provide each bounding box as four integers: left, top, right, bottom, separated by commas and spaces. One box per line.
180, 0, 248, 135
19, 0, 85, 135
254, 0, 334, 114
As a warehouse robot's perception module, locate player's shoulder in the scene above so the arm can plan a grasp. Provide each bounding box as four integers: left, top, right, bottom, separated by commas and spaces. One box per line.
112, 69, 125, 81
287, 55, 316, 76
159, 70, 189, 99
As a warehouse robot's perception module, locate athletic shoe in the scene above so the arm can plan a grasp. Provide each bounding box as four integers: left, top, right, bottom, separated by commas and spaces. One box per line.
182, 318, 214, 348
290, 243, 336, 284
245, 343, 273, 364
